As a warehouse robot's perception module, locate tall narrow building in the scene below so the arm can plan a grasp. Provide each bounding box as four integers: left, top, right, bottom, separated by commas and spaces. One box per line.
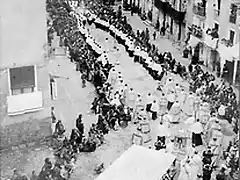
0, 0, 51, 149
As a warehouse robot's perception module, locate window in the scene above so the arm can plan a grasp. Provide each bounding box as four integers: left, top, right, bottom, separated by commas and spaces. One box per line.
213, 0, 221, 15
229, 4, 237, 24
214, 23, 219, 30
229, 30, 235, 45
9, 66, 35, 95
217, 0, 221, 10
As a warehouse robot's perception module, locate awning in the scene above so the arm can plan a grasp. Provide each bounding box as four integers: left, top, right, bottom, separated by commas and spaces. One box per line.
204, 35, 219, 49
188, 35, 201, 47
95, 145, 176, 180
218, 42, 239, 61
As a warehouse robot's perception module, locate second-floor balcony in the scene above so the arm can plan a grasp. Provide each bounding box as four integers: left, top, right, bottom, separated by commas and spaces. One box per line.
193, 4, 206, 17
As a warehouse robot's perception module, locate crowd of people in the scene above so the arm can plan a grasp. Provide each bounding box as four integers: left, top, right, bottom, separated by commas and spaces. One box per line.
6, 0, 239, 180
84, 2, 239, 180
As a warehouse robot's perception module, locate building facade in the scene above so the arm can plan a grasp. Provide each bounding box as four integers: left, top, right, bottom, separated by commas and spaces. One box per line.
0, 0, 51, 149
186, 0, 240, 84
152, 0, 188, 42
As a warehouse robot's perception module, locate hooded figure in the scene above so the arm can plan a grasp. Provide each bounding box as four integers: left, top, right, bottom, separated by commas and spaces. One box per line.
169, 100, 181, 115
165, 138, 175, 154
178, 160, 192, 180
188, 151, 202, 180
177, 88, 188, 107
158, 93, 168, 115
107, 68, 117, 87
182, 92, 195, 116
205, 118, 222, 141
127, 88, 137, 109
174, 83, 182, 95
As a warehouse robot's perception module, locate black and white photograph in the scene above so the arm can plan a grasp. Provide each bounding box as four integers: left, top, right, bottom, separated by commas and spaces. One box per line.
0, 0, 239, 180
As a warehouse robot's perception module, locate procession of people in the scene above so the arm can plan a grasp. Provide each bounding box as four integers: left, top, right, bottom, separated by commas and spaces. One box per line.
7, 0, 239, 180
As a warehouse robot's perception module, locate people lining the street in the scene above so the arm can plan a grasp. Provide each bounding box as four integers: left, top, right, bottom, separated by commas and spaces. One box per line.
6, 1, 239, 180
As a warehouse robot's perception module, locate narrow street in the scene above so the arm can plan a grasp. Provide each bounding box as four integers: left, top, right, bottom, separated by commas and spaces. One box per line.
0, 7, 236, 180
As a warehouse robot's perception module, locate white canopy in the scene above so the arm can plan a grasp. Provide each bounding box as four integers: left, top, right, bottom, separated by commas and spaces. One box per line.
95, 145, 176, 180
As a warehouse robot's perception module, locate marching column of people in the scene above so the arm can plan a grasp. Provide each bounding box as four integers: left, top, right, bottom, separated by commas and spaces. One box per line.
84, 3, 239, 180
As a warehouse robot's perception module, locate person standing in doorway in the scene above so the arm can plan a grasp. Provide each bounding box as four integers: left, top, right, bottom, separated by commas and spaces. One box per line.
49, 73, 58, 100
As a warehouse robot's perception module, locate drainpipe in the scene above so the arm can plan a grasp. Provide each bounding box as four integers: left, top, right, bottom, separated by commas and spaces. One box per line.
178, 0, 182, 40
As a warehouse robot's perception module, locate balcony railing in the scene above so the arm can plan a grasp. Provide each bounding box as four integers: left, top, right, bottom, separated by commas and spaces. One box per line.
193, 4, 206, 17
190, 25, 203, 39
229, 14, 237, 24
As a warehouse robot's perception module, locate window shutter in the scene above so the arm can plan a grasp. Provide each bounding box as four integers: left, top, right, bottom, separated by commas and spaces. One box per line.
21, 66, 35, 88
10, 68, 22, 89
9, 66, 35, 89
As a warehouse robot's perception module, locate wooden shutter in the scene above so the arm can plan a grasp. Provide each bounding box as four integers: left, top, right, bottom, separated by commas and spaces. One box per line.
21, 66, 35, 88
10, 68, 22, 89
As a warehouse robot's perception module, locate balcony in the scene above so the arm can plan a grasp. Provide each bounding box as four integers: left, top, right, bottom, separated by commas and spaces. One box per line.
190, 25, 203, 39
229, 14, 237, 24
204, 28, 219, 49
220, 38, 233, 47
193, 4, 206, 17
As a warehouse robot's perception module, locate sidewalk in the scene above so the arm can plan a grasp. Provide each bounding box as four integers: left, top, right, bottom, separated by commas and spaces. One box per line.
124, 12, 239, 98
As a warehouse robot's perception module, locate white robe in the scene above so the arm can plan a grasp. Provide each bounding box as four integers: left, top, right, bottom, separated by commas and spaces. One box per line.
158, 96, 168, 115
188, 154, 202, 180
166, 92, 176, 103
165, 142, 175, 154
146, 95, 154, 105
157, 124, 168, 137
175, 85, 182, 95
177, 91, 188, 106
107, 70, 117, 86
187, 146, 196, 158
191, 122, 203, 134
169, 101, 181, 115
135, 97, 144, 109
150, 102, 159, 112
183, 94, 195, 116
127, 91, 136, 108
111, 97, 121, 106
178, 161, 192, 180
218, 105, 225, 116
